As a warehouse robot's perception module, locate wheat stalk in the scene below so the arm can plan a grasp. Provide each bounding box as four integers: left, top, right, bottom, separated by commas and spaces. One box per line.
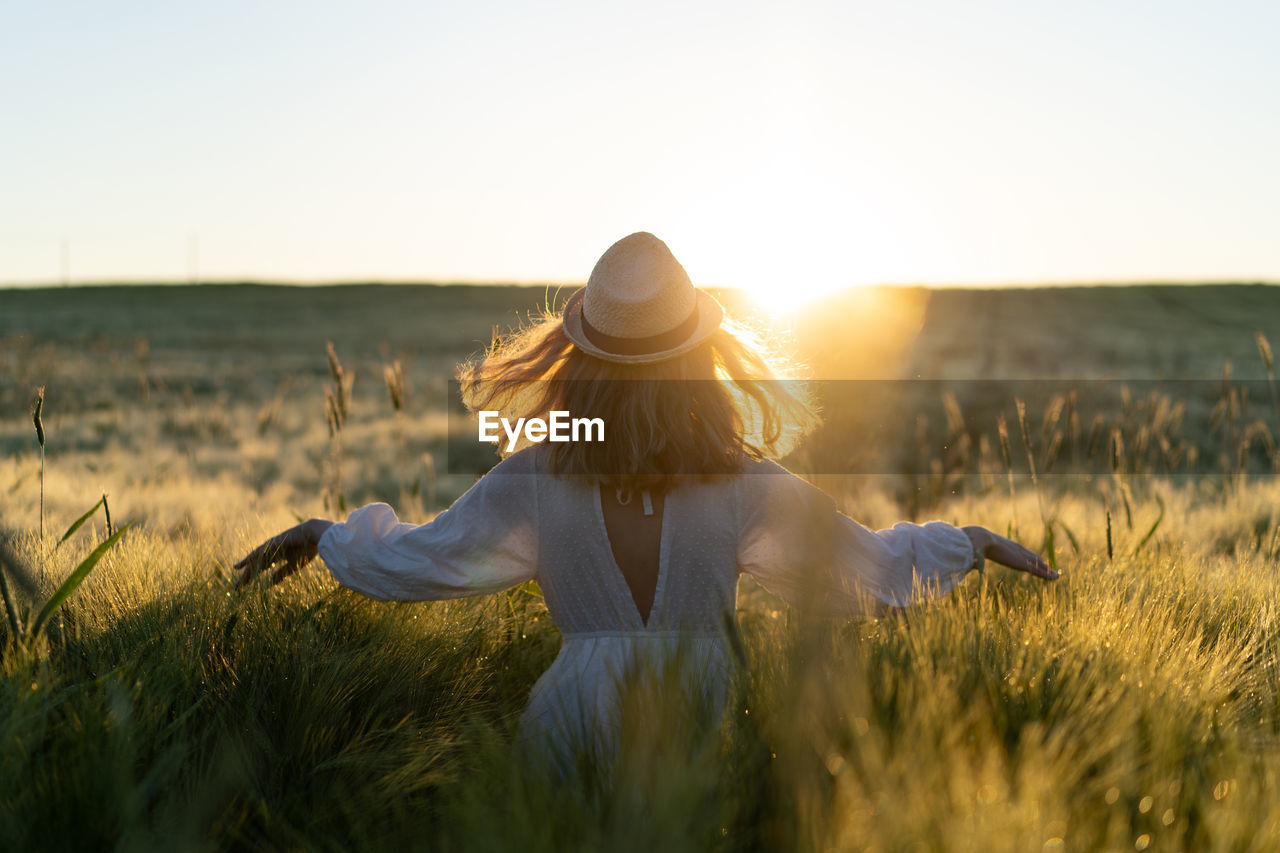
1015, 397, 1054, 560
323, 342, 350, 513
326, 341, 349, 420
997, 412, 1016, 536
1257, 331, 1279, 470
32, 388, 46, 562
384, 360, 405, 413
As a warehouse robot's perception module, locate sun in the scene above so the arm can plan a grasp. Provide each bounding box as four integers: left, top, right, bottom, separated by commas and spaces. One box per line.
679, 219, 869, 317
665, 156, 909, 315
721, 253, 853, 316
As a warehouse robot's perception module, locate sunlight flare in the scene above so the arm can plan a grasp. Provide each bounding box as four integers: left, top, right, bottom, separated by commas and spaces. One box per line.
668, 154, 911, 311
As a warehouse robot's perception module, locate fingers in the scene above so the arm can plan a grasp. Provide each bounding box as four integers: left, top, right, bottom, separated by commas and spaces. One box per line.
232, 537, 284, 588
233, 529, 292, 578
1018, 557, 1058, 580
1016, 544, 1059, 580
236, 554, 291, 588
233, 548, 262, 588
233, 536, 279, 572
270, 559, 301, 586
232, 541, 315, 589
988, 538, 1060, 580
1023, 559, 1059, 581
235, 558, 265, 589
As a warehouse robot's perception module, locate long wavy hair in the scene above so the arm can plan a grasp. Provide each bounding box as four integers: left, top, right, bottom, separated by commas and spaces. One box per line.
458, 306, 819, 493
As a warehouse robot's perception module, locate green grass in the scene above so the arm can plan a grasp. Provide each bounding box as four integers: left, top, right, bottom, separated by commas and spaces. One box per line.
3, 282, 1280, 850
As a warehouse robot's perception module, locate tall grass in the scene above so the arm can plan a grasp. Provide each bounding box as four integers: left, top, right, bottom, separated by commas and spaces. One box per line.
3, 478, 1280, 849
2, 498, 130, 652
5, 287, 1280, 849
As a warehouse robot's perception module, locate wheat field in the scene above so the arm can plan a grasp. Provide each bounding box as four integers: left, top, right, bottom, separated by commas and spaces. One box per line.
2, 282, 1280, 851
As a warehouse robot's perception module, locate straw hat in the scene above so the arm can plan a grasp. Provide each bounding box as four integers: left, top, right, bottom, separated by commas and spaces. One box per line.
562, 232, 724, 364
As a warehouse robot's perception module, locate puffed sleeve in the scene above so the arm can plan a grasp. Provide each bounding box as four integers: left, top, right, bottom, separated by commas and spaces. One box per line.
736, 460, 977, 617
317, 449, 538, 601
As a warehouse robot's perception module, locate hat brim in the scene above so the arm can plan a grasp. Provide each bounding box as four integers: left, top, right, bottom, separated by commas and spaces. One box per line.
561, 287, 725, 364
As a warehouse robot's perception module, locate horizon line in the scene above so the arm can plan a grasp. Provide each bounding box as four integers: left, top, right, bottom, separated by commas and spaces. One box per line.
3, 278, 1278, 292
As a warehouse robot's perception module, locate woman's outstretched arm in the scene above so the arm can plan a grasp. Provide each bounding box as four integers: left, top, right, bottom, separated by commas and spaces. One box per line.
959, 524, 1057, 580
737, 461, 1056, 617
233, 449, 539, 599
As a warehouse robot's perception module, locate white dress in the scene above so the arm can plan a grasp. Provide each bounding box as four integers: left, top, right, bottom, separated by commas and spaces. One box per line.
317, 446, 978, 761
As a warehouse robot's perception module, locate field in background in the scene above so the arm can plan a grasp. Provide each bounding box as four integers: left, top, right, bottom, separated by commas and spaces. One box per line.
2, 282, 1280, 850
3, 282, 1276, 533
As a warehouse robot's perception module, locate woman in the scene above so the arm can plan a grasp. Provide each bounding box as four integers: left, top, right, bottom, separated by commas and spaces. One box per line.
235, 232, 1057, 765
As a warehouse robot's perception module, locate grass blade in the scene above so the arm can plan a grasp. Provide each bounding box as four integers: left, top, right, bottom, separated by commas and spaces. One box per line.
1133, 494, 1166, 556
158, 696, 207, 742
29, 523, 131, 643
0, 563, 22, 640
0, 534, 38, 601
297, 589, 339, 627
1059, 519, 1082, 555
1105, 506, 1113, 561
54, 497, 104, 550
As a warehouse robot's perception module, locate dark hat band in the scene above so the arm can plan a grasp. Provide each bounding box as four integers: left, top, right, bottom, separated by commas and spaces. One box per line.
580, 305, 702, 357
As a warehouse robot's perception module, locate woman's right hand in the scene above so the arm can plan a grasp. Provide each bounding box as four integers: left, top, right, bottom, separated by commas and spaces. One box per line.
234, 518, 334, 588
962, 525, 1059, 580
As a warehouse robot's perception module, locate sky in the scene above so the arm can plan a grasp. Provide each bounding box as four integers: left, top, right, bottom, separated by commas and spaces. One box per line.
2, 0, 1278, 301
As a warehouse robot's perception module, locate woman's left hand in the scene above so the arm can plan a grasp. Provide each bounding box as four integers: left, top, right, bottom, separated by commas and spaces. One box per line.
234, 519, 334, 588
962, 525, 1059, 580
